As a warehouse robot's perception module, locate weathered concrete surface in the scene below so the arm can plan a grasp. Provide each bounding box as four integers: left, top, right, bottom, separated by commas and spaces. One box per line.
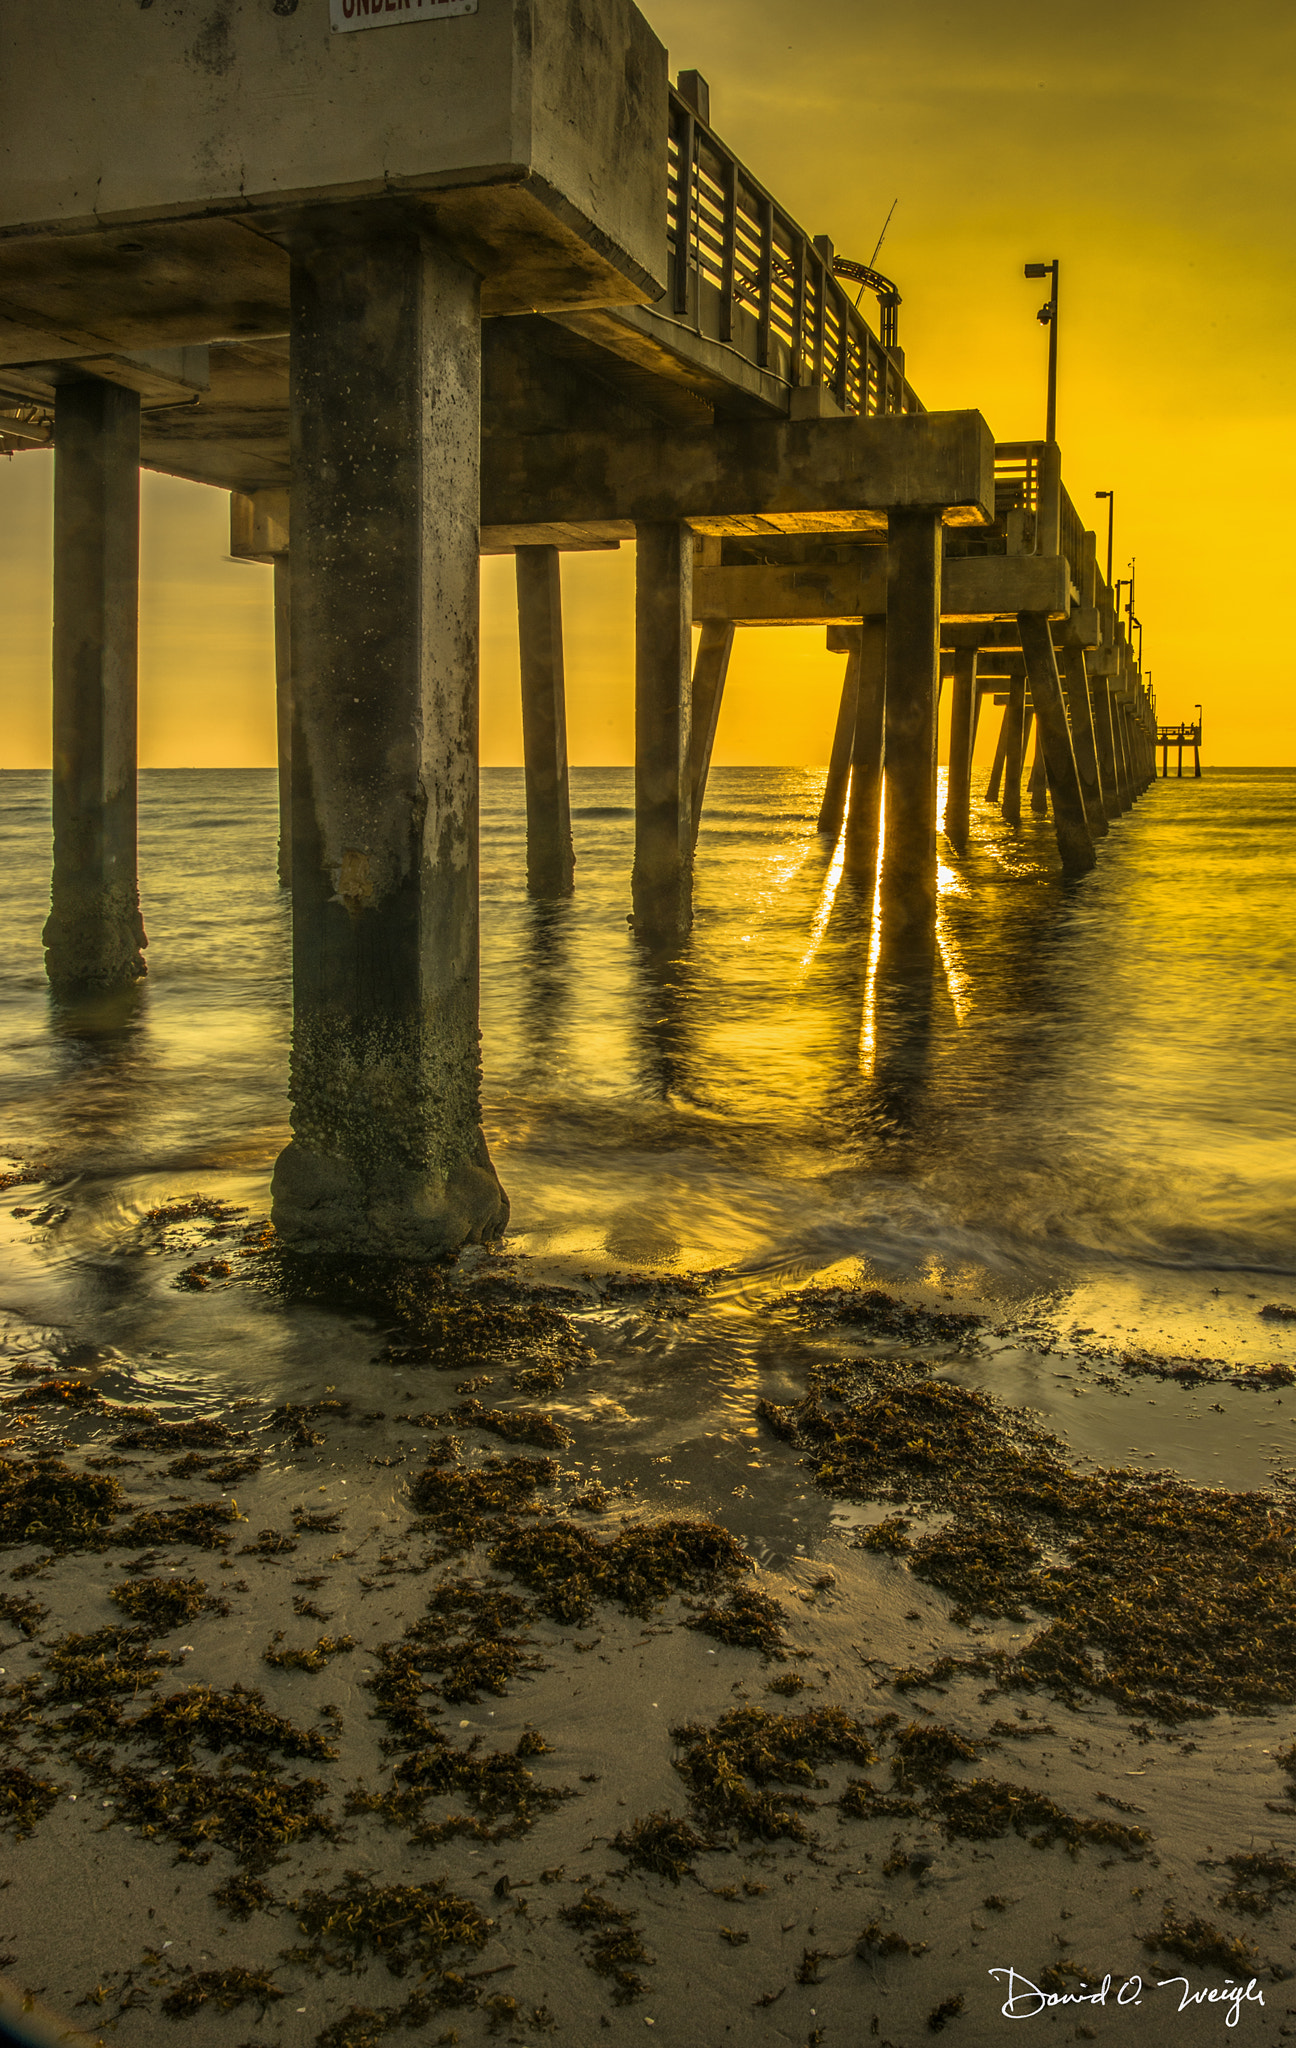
843, 620, 886, 881
693, 548, 1068, 626
880, 510, 941, 941
1061, 643, 1109, 838
1090, 675, 1123, 820
270, 218, 507, 1257
633, 522, 693, 934
43, 378, 148, 991
943, 644, 978, 853
1018, 612, 1096, 876
481, 410, 996, 539
0, 0, 667, 317
689, 619, 735, 846
515, 545, 575, 898
817, 634, 861, 837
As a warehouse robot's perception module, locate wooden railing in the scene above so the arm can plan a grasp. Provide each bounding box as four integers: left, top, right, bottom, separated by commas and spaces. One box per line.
665, 87, 922, 418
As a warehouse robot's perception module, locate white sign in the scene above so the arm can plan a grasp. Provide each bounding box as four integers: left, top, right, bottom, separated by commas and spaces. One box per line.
330, 0, 477, 31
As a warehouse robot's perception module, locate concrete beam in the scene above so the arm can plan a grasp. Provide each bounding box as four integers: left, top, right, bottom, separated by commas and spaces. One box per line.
481, 410, 996, 541
693, 548, 1069, 626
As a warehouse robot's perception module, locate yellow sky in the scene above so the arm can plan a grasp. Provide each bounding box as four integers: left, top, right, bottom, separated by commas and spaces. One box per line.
2, 0, 1292, 767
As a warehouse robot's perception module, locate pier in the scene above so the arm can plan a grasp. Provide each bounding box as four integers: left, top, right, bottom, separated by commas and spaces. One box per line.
0, 3, 1157, 1256
1157, 715, 1204, 779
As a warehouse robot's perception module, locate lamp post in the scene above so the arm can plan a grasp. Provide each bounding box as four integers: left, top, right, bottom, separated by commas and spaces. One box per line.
1194, 702, 1203, 743
1095, 489, 1115, 590
1024, 259, 1059, 442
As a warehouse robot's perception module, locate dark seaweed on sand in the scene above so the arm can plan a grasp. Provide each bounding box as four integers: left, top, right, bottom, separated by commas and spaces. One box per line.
291, 1872, 492, 1976
685, 1585, 789, 1658
0, 1592, 48, 1636
125, 1684, 339, 1763
559, 1890, 653, 2002
0, 1455, 123, 1549
670, 1706, 881, 1840
1141, 1909, 1261, 1970
490, 1516, 749, 1624
782, 1286, 983, 1347
761, 1359, 1296, 1718
160, 1966, 284, 2016
110, 1575, 223, 1631
0, 1760, 62, 1837
611, 1809, 714, 1883
115, 1499, 240, 1552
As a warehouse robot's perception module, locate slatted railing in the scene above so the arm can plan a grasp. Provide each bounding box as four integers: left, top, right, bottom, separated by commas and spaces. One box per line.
666, 87, 922, 418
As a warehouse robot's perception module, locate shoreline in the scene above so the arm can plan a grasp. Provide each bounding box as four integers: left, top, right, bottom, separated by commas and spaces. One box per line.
2, 1192, 1295, 2045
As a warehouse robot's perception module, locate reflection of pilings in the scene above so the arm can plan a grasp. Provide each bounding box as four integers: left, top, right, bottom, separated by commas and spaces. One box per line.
843, 619, 885, 880
274, 557, 292, 888
516, 544, 575, 897
817, 632, 861, 837
633, 522, 693, 935
880, 509, 941, 948
1018, 610, 1096, 876
943, 643, 977, 853
44, 378, 148, 991
689, 618, 735, 848
271, 217, 507, 1257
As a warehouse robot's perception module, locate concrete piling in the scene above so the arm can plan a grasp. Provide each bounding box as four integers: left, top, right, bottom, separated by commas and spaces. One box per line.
843, 619, 886, 880
270, 218, 507, 1257
880, 509, 941, 940
817, 634, 862, 837
689, 618, 735, 848
515, 544, 576, 897
1061, 644, 1109, 837
43, 378, 148, 991
1001, 677, 1028, 827
1028, 723, 1050, 815
273, 556, 293, 889
943, 644, 978, 853
1018, 611, 1096, 876
633, 522, 694, 935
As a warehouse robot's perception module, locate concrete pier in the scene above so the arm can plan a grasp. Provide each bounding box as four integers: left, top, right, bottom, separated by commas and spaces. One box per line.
943, 643, 978, 852
843, 620, 887, 881
270, 220, 507, 1257
633, 522, 694, 935
43, 378, 148, 991
880, 510, 941, 939
818, 638, 862, 837
689, 618, 735, 848
515, 545, 575, 898
1090, 676, 1122, 820
273, 557, 293, 889
1001, 677, 1028, 827
1062, 644, 1108, 837
1028, 724, 1050, 815
1018, 611, 1096, 875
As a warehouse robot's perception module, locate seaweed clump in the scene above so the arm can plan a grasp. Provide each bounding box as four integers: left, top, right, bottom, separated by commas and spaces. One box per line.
1219, 1851, 1296, 1916
671, 1706, 880, 1841
930, 1777, 1147, 1855
114, 1499, 240, 1552
291, 1873, 492, 1978
409, 1399, 573, 1451
491, 1516, 749, 1625
686, 1585, 788, 1659
0, 1592, 47, 1636
1141, 1910, 1260, 1971
761, 1357, 1296, 1720
125, 1683, 338, 1763
0, 1455, 123, 1550
559, 1891, 653, 2003
109, 1575, 219, 1631
407, 1451, 557, 1551
611, 1809, 713, 1883
783, 1286, 982, 1347
160, 1967, 283, 2017
0, 1761, 62, 1837
371, 1579, 543, 1721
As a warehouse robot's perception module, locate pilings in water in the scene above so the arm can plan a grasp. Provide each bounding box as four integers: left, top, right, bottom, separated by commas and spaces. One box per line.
273, 557, 293, 888
1061, 644, 1108, 837
1018, 611, 1096, 876
515, 544, 575, 897
1001, 675, 1028, 828
270, 217, 507, 1257
843, 620, 886, 880
880, 510, 941, 945
43, 378, 148, 990
943, 641, 978, 853
632, 521, 694, 936
818, 632, 862, 838
689, 618, 735, 847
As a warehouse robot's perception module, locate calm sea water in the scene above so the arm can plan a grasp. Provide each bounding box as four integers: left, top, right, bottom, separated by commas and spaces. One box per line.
1, 764, 1294, 1514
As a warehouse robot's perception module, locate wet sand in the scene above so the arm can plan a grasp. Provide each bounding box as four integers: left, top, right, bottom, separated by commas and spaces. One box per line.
2, 1187, 1295, 2047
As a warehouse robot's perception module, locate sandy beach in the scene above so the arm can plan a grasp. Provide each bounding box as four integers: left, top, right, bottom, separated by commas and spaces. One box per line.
3, 1183, 1294, 2048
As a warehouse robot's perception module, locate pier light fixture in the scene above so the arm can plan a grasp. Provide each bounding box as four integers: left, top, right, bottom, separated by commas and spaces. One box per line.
1024, 259, 1060, 442
1095, 490, 1115, 589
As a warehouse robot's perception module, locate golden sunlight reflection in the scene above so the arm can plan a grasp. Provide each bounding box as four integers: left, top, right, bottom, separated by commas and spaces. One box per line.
798, 824, 847, 974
